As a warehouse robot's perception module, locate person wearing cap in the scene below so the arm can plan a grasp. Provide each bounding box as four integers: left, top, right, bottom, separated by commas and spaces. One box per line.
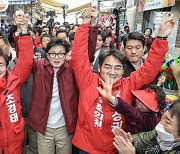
113, 99, 180, 154
98, 79, 166, 134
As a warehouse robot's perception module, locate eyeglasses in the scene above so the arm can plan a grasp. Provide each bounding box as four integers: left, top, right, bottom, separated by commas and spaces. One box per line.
48, 52, 66, 59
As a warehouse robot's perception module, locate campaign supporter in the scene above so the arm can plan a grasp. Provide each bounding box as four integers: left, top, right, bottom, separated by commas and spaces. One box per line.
98, 81, 166, 134
0, 13, 33, 154
71, 7, 175, 154
113, 99, 180, 154
92, 30, 106, 73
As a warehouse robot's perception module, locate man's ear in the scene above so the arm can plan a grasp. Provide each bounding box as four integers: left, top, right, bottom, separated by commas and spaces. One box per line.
143, 46, 147, 54
98, 64, 100, 73
121, 45, 125, 54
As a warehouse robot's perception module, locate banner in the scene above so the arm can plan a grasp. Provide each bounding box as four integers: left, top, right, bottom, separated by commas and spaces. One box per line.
139, 0, 175, 11
0, 0, 8, 12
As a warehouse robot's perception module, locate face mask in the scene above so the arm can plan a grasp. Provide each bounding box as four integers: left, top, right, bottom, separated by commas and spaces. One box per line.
155, 122, 174, 142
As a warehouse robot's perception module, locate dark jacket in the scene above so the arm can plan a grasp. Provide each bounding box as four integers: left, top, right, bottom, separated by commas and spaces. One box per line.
123, 60, 159, 85
28, 59, 79, 135
92, 48, 104, 73
111, 97, 162, 134
7, 25, 17, 48
123, 60, 145, 77
133, 129, 180, 154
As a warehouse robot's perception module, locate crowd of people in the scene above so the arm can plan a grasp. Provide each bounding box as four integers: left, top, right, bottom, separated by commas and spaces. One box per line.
0, 6, 179, 154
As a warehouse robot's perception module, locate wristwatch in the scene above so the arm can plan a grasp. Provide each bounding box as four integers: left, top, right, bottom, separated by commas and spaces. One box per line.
157, 36, 167, 40
19, 32, 30, 37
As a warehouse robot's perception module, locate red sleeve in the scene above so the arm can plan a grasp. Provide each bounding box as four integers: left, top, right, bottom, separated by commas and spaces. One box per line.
13, 36, 33, 86
128, 38, 168, 90
71, 24, 93, 90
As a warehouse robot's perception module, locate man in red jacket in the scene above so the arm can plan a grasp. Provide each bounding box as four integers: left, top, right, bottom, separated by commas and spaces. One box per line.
0, 13, 33, 154
71, 7, 175, 154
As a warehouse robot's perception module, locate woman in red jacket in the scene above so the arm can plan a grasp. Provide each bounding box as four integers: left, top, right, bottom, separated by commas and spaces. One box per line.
0, 13, 33, 154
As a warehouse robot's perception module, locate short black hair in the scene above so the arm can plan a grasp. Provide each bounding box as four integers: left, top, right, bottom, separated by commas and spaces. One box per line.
42, 26, 50, 33
56, 29, 68, 37
123, 32, 145, 48
104, 28, 112, 38
45, 37, 69, 53
40, 33, 51, 43
99, 49, 127, 68
68, 32, 75, 43
144, 28, 152, 35
0, 48, 8, 66
98, 30, 106, 42
30, 27, 42, 36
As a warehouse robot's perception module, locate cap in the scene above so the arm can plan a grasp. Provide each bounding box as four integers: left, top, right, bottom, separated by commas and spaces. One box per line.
132, 88, 159, 112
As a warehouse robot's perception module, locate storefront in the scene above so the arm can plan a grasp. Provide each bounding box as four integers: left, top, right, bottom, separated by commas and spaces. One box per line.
137, 0, 180, 55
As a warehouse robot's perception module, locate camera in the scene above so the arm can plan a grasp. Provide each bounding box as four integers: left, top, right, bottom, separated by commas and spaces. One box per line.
113, 7, 127, 15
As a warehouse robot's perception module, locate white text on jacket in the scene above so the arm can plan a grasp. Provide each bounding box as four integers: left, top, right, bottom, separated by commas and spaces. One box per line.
6, 94, 18, 122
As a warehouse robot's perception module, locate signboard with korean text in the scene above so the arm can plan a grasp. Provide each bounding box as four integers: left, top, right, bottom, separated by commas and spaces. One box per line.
139, 0, 175, 11
0, 0, 8, 12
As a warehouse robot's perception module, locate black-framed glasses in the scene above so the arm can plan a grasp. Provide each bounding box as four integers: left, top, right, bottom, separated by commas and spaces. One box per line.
48, 52, 66, 59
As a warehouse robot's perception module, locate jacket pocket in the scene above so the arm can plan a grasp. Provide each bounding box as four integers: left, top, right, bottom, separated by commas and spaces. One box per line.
13, 118, 24, 133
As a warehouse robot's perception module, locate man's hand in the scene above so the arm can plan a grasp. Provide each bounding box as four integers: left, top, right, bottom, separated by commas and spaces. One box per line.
20, 14, 28, 34
97, 74, 115, 103
82, 7, 92, 24
90, 7, 99, 26
157, 13, 175, 37
14, 12, 28, 34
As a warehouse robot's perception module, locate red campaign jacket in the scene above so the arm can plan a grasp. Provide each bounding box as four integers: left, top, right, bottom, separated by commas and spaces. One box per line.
28, 59, 79, 135
34, 36, 42, 49
0, 36, 33, 154
71, 24, 168, 154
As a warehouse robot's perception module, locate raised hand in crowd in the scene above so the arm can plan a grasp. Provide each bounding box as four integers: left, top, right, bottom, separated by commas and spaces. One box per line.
14, 12, 29, 34
90, 7, 99, 26
97, 74, 116, 104
157, 13, 175, 37
82, 7, 98, 25
157, 75, 166, 87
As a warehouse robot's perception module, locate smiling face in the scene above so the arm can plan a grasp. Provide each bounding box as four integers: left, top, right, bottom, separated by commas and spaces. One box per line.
161, 110, 180, 141
0, 56, 7, 79
99, 55, 124, 84
47, 45, 66, 68
41, 37, 51, 49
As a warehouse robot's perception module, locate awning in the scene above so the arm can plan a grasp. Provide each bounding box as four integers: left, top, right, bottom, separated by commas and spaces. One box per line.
38, 0, 63, 7
67, 2, 91, 14
38, 0, 63, 14
8, 0, 33, 5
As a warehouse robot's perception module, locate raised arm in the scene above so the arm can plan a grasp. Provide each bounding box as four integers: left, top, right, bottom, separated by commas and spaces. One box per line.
71, 7, 98, 89
13, 13, 33, 86
128, 14, 175, 90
